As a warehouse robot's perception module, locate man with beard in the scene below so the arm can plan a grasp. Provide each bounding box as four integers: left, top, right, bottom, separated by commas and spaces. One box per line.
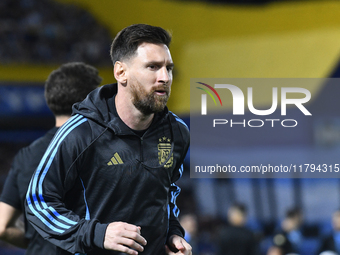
25, 24, 191, 255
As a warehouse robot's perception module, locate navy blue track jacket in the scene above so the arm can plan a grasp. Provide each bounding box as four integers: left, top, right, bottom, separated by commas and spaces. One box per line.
25, 83, 190, 254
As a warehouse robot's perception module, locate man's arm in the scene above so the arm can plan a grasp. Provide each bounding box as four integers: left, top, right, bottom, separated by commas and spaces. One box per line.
0, 149, 29, 249
0, 202, 29, 248
165, 181, 192, 255
166, 114, 191, 251
166, 180, 192, 255
25, 116, 99, 253
25, 116, 146, 254
167, 182, 185, 238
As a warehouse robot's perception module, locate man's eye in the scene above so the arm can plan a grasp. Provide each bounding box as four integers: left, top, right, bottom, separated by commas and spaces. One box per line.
148, 65, 157, 70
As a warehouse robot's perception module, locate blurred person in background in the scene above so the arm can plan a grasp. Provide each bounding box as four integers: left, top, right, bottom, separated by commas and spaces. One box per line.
216, 202, 260, 255
319, 252, 339, 255
271, 207, 304, 254
0, 62, 102, 254
317, 209, 340, 255
266, 245, 284, 255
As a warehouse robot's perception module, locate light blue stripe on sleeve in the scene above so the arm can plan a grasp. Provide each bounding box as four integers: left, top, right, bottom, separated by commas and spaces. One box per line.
171, 112, 189, 129
80, 178, 90, 220
26, 181, 65, 233
170, 183, 181, 217
27, 115, 86, 232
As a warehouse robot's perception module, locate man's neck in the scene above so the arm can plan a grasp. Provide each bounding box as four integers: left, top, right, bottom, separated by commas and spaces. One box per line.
115, 92, 154, 131
55, 115, 71, 127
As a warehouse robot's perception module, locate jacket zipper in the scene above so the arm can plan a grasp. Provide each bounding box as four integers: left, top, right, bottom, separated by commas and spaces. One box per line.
140, 136, 144, 163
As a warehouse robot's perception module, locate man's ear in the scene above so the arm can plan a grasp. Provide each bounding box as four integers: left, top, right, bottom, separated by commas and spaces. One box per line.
114, 61, 127, 85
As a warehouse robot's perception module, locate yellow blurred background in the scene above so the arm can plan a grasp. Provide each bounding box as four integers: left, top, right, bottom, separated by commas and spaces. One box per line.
1, 0, 340, 114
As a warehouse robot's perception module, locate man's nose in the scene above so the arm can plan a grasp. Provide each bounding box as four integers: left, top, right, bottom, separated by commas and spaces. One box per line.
158, 67, 170, 84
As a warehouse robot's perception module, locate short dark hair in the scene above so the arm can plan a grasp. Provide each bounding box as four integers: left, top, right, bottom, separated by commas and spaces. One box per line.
230, 202, 247, 215
45, 62, 102, 116
110, 24, 172, 64
286, 207, 302, 219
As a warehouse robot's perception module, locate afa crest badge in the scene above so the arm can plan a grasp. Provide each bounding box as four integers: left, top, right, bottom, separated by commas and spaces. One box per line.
158, 136, 173, 168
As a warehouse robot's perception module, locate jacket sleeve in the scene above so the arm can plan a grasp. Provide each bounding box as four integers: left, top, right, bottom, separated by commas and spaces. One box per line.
167, 179, 185, 239
0, 153, 21, 209
25, 115, 108, 254
167, 114, 190, 240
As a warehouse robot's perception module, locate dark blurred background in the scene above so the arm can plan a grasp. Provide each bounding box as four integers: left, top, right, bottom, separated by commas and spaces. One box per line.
1, 0, 340, 254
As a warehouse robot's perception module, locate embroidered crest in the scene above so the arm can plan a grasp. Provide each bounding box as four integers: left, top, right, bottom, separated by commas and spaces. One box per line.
158, 136, 173, 168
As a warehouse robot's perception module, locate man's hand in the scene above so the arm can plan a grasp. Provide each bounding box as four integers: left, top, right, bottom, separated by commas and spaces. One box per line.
165, 235, 192, 255
0, 202, 29, 249
103, 222, 147, 255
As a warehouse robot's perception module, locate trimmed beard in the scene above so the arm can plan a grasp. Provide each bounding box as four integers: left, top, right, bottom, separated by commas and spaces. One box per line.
131, 81, 170, 115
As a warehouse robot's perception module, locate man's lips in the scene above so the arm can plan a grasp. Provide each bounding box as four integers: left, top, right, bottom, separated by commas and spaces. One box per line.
155, 90, 167, 95
153, 87, 169, 96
